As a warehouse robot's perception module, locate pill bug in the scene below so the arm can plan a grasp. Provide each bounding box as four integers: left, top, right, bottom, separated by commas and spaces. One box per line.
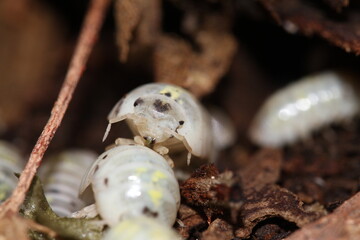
79, 144, 180, 227
103, 83, 214, 161
249, 71, 360, 147
103, 216, 182, 240
0, 140, 24, 203
40, 150, 97, 217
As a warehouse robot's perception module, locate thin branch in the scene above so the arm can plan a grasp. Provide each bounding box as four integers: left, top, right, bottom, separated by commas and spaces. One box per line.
0, 0, 111, 214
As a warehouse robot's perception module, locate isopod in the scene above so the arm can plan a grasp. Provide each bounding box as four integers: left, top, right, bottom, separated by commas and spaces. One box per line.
103, 216, 182, 240
0, 140, 24, 203
249, 71, 359, 147
40, 150, 97, 217
103, 83, 214, 161
79, 144, 180, 227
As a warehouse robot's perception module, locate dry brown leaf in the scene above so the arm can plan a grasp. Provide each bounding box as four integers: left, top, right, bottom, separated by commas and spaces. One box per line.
154, 30, 237, 97
114, 0, 161, 62
260, 0, 360, 55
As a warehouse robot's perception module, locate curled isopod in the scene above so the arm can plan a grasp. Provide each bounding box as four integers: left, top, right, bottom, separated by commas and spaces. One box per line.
0, 140, 24, 203
103, 216, 182, 240
249, 71, 360, 147
79, 144, 180, 227
40, 150, 97, 217
103, 83, 213, 161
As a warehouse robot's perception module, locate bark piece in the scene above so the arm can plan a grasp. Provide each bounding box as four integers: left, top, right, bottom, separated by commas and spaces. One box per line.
239, 148, 282, 193
235, 184, 324, 238
176, 205, 206, 239
201, 218, 234, 240
285, 191, 360, 240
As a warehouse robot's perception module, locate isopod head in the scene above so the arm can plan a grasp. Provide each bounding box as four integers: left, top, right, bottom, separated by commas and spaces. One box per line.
104, 83, 213, 160
249, 71, 360, 147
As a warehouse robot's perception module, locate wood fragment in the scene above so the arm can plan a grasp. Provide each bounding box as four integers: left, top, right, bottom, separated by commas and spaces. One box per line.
285, 192, 360, 240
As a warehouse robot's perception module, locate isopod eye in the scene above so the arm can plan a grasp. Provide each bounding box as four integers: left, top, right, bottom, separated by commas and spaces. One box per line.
133, 98, 144, 107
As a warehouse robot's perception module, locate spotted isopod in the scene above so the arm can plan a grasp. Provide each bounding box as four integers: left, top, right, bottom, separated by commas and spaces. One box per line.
0, 140, 24, 203
79, 144, 180, 227
40, 150, 97, 217
249, 71, 360, 147
103, 83, 214, 162
104, 83, 236, 166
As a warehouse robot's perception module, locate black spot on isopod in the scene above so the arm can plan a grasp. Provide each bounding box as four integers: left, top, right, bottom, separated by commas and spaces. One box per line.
179, 120, 184, 125
164, 92, 171, 97
153, 99, 171, 112
102, 154, 108, 159
142, 207, 159, 218
133, 98, 144, 107
104, 178, 108, 186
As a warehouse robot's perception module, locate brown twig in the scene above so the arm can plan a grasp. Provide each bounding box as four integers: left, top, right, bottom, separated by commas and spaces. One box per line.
0, 0, 111, 215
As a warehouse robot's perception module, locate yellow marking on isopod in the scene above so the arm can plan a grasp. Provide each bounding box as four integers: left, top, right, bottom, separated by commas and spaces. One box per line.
135, 167, 148, 175
151, 170, 167, 183
148, 189, 163, 206
150, 228, 172, 240
113, 220, 140, 234
159, 86, 183, 102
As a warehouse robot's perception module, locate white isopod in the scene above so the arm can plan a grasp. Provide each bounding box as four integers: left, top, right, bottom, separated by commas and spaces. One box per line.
40, 150, 97, 217
79, 144, 180, 227
103, 83, 214, 162
0, 140, 24, 203
249, 71, 360, 147
103, 216, 182, 240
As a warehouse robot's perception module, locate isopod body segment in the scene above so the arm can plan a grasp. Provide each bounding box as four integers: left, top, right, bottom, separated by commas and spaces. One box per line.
80, 144, 180, 227
249, 71, 360, 147
0, 140, 23, 203
40, 150, 97, 217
